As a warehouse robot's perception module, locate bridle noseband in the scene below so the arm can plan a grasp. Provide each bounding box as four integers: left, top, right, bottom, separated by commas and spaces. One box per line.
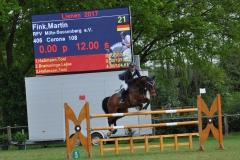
146, 81, 156, 95
134, 78, 156, 96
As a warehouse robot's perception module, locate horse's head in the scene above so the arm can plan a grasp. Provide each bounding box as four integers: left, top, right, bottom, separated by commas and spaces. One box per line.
135, 76, 156, 98
145, 75, 156, 98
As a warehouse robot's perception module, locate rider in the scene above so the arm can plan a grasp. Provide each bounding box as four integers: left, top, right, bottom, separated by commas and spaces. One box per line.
120, 31, 131, 48
119, 62, 141, 104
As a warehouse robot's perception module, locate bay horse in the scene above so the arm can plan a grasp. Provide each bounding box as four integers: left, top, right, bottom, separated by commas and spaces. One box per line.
102, 75, 156, 137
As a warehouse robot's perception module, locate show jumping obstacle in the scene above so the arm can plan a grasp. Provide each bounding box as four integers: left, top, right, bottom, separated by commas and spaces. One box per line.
99, 133, 199, 155
64, 94, 224, 158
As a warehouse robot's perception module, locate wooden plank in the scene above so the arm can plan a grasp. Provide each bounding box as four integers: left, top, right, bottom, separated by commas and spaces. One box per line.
115, 139, 119, 155
174, 134, 178, 150
92, 121, 198, 131
103, 148, 115, 151
133, 146, 145, 149
145, 136, 149, 152
178, 142, 190, 146
91, 108, 198, 118
100, 140, 104, 155
217, 94, 225, 150
189, 134, 193, 149
100, 133, 199, 143
130, 138, 134, 154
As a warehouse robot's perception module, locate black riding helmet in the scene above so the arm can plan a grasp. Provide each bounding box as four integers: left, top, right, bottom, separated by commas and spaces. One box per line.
129, 62, 135, 68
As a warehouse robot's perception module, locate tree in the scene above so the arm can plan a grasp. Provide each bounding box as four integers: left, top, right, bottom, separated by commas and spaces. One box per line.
1, 0, 240, 126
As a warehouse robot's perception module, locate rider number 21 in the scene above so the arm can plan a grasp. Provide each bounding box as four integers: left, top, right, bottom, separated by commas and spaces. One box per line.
118, 16, 126, 23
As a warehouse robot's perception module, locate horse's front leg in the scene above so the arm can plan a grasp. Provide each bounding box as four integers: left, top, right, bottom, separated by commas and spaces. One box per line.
142, 98, 150, 110
134, 101, 143, 111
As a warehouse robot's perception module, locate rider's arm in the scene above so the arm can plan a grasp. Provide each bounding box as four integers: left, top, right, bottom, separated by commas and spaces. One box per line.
124, 71, 134, 83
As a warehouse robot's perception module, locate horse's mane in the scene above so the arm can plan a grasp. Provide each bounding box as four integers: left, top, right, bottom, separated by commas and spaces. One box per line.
135, 76, 148, 81
134, 76, 155, 86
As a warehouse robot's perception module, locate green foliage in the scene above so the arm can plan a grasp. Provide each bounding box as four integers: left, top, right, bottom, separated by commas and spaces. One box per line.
228, 116, 240, 132
0, 67, 27, 126
13, 132, 27, 144
223, 92, 240, 114
124, 128, 136, 137
0, 134, 10, 145
0, 0, 240, 127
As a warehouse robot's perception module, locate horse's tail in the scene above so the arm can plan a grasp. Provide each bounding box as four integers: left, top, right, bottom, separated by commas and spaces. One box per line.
102, 97, 110, 114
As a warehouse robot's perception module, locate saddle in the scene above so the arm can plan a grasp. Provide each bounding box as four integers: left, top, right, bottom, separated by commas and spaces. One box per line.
117, 88, 129, 98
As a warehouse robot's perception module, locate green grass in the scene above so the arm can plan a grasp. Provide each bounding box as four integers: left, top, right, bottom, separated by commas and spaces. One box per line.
0, 133, 240, 160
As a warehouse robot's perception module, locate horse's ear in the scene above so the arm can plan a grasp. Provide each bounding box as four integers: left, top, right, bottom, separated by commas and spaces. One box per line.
152, 75, 155, 80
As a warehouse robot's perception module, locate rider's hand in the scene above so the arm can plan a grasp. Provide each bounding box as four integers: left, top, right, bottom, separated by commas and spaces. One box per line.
122, 42, 125, 46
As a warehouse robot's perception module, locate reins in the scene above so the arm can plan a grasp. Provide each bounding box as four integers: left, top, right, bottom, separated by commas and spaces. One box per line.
129, 78, 146, 94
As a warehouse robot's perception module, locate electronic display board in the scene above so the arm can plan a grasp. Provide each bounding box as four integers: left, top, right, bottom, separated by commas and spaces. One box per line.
31, 7, 132, 75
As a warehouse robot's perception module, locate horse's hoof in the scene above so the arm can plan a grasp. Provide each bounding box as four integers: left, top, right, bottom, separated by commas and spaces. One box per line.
135, 106, 141, 111
112, 129, 117, 134
143, 107, 147, 110
107, 132, 112, 137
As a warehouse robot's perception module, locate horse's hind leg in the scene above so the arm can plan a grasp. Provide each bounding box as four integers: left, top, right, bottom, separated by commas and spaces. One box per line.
112, 119, 118, 134
107, 117, 116, 137
108, 111, 128, 135
112, 109, 128, 134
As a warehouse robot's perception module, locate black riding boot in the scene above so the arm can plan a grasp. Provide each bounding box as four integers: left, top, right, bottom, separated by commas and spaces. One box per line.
119, 89, 125, 104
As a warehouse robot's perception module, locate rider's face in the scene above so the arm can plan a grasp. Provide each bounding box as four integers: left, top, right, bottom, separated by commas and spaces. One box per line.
121, 35, 125, 39
130, 67, 135, 72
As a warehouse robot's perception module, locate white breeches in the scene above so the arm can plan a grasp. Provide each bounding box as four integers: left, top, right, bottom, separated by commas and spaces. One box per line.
121, 80, 128, 90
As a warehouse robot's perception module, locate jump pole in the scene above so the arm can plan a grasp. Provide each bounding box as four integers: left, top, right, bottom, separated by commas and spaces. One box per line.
91, 121, 198, 131
91, 108, 198, 118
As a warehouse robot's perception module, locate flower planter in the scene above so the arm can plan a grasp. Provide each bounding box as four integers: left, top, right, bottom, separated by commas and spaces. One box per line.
18, 144, 26, 150
13, 132, 27, 150
1, 145, 9, 151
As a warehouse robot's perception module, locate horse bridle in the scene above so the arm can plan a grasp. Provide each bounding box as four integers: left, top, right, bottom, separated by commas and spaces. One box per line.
147, 81, 156, 95
135, 79, 156, 96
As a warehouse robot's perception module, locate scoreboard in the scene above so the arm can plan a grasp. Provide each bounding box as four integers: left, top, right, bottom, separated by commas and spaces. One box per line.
31, 7, 132, 75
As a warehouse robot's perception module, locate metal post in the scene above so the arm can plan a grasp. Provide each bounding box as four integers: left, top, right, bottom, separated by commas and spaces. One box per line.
223, 114, 229, 136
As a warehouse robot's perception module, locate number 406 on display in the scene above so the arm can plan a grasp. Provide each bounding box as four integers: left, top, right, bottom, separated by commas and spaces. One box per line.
33, 38, 42, 43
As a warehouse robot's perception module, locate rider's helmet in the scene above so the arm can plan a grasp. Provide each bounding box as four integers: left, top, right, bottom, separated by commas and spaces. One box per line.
129, 62, 135, 68
120, 31, 126, 36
